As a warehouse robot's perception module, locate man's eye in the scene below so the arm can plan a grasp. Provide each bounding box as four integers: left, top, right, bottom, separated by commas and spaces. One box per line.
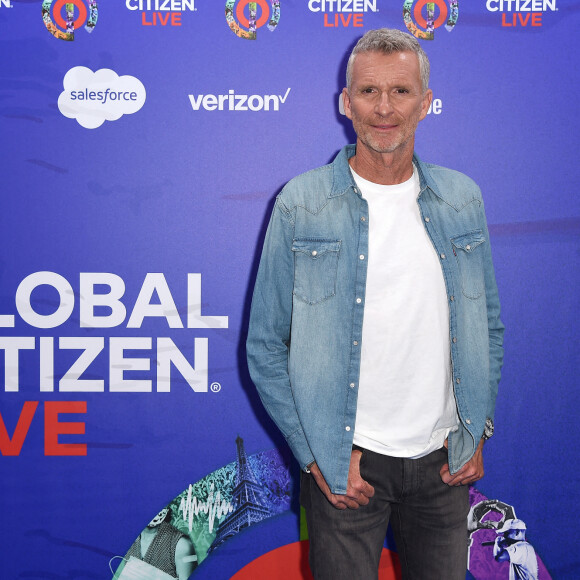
362, 88, 375, 94
395, 88, 409, 94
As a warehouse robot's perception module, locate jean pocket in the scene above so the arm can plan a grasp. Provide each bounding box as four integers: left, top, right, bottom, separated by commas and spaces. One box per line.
292, 238, 341, 305
450, 230, 486, 299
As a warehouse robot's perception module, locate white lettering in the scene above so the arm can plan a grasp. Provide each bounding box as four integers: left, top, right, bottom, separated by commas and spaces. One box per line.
248, 95, 264, 111
202, 94, 218, 110
0, 313, 15, 327
427, 98, 443, 115
59, 337, 105, 392
40, 337, 54, 392
110, 337, 152, 392
188, 94, 203, 110
16, 272, 74, 329
127, 273, 184, 329
486, 0, 556, 10
235, 95, 248, 111
0, 337, 35, 392
264, 95, 278, 110
127, 0, 195, 11
187, 274, 228, 329
308, 0, 376, 11
3, 272, 224, 330
80, 273, 127, 328
188, 90, 291, 112
157, 337, 208, 392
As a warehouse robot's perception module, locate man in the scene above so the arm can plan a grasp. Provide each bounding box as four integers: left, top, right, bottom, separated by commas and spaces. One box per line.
494, 519, 539, 580
247, 28, 504, 579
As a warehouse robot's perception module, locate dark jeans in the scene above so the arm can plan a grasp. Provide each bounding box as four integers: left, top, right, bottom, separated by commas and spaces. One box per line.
300, 446, 470, 580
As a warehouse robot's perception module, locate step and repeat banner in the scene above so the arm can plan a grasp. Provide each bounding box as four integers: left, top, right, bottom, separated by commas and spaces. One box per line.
1, 1, 579, 579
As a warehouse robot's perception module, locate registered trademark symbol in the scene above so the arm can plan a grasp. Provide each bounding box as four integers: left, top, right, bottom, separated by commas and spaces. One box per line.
210, 382, 222, 393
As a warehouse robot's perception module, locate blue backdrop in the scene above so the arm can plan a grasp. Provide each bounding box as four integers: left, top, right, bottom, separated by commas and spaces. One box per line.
1, 1, 579, 578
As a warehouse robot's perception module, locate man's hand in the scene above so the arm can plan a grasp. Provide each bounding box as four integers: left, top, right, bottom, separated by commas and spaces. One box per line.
440, 438, 485, 486
309, 449, 375, 510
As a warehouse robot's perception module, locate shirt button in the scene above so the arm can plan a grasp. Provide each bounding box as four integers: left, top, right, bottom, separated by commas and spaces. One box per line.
450, 295, 455, 302
353, 340, 358, 346
311, 250, 317, 257
466, 419, 471, 425
424, 217, 430, 222
466, 245, 471, 251
440, 253, 446, 259
353, 188, 358, 194
361, 216, 366, 222
350, 383, 355, 388
356, 298, 362, 304
452, 337, 457, 343
359, 254, 365, 260
456, 378, 461, 384
345, 426, 351, 432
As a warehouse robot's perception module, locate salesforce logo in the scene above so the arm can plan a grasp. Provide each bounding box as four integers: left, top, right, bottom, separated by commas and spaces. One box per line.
58, 67, 146, 129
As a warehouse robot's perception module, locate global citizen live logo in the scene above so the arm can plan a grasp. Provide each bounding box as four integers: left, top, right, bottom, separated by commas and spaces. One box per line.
126, 0, 196, 27
403, 0, 458, 40
308, 0, 378, 28
486, 0, 557, 27
42, 0, 98, 41
226, 0, 281, 40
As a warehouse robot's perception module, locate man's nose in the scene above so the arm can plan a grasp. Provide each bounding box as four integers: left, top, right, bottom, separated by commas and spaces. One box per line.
375, 92, 392, 116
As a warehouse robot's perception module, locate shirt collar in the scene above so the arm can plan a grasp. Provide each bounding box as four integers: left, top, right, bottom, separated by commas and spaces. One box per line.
329, 144, 446, 202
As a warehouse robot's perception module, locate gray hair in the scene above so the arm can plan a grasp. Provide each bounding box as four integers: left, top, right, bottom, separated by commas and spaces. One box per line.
346, 28, 430, 93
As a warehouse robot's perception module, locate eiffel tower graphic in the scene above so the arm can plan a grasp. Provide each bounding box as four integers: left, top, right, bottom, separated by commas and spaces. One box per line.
209, 435, 271, 552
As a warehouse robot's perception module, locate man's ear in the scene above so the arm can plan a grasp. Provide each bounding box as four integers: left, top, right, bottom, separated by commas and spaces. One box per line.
419, 88, 433, 121
342, 88, 352, 120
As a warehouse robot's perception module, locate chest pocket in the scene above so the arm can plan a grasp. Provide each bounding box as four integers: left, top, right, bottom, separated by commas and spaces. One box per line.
451, 230, 486, 299
292, 238, 341, 305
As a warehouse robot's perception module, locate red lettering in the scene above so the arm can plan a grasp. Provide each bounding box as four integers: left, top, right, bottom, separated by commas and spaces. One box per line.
141, 12, 181, 26
501, 12, 514, 26
323, 13, 363, 27
44, 401, 87, 456
502, 11, 542, 27
323, 13, 336, 27
0, 401, 38, 456
517, 13, 530, 25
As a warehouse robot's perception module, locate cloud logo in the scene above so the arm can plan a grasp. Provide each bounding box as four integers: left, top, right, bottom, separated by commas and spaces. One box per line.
58, 67, 146, 129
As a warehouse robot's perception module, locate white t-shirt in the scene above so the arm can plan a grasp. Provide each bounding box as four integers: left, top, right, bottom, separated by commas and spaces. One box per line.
351, 165, 458, 458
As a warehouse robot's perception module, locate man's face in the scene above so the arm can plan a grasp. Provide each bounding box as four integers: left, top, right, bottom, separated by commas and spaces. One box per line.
342, 50, 432, 159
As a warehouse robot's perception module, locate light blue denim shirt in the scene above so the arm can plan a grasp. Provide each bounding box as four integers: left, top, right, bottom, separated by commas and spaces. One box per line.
247, 145, 504, 494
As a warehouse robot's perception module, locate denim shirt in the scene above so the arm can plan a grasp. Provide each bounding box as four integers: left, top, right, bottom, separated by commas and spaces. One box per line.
247, 145, 504, 494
